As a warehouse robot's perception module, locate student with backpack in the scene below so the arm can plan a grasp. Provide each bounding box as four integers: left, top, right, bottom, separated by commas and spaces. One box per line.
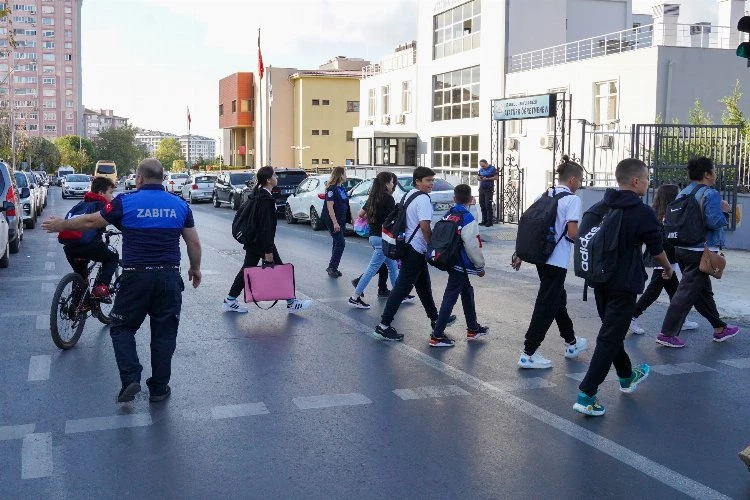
628, 184, 698, 335
223, 166, 312, 313
511, 156, 588, 368
59, 176, 119, 300
428, 184, 489, 346
572, 158, 673, 416
375, 167, 455, 343
656, 157, 739, 347
322, 167, 350, 278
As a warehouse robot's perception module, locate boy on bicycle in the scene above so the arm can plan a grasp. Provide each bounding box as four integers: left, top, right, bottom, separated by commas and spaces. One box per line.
60, 177, 118, 299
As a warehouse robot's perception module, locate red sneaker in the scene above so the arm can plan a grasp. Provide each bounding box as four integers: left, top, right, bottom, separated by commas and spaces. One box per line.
92, 284, 111, 299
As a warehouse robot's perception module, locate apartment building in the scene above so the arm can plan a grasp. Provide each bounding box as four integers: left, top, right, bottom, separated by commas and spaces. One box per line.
83, 108, 128, 138
135, 129, 177, 155
0, 0, 84, 138
178, 134, 215, 165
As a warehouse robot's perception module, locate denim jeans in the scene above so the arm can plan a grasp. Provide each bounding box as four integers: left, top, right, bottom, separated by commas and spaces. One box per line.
355, 236, 398, 296
327, 223, 346, 270
380, 245, 438, 326
432, 269, 478, 337
109, 269, 183, 391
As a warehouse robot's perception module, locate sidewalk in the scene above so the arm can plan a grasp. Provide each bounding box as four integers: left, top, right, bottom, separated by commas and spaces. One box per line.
477, 224, 750, 324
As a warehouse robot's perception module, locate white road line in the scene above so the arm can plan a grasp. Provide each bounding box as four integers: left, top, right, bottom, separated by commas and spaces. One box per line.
0, 276, 59, 283
0, 310, 49, 318
292, 393, 372, 410
489, 377, 557, 392
21, 433, 53, 479
393, 384, 470, 400
44, 262, 55, 271
27, 355, 51, 382
718, 357, 750, 369
302, 291, 731, 500
0, 424, 35, 441
35, 315, 50, 331
46, 252, 55, 258
650, 363, 716, 376
210, 402, 270, 420
64, 413, 152, 434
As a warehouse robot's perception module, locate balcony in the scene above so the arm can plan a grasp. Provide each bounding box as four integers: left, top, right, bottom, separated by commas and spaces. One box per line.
509, 23, 743, 73
362, 46, 417, 78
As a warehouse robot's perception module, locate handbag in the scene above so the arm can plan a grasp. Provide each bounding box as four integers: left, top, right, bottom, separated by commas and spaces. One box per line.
243, 263, 296, 309
354, 215, 370, 237
699, 246, 726, 279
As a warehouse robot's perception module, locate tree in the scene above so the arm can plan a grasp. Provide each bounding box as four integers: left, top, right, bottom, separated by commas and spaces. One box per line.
19, 137, 61, 172
720, 80, 749, 135
54, 135, 95, 174
93, 125, 147, 174
155, 138, 184, 171
688, 99, 712, 126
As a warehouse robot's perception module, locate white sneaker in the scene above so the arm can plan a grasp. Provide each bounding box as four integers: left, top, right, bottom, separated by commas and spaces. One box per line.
518, 351, 552, 369
222, 299, 248, 313
629, 318, 645, 335
564, 337, 589, 359
287, 299, 312, 313
681, 320, 698, 331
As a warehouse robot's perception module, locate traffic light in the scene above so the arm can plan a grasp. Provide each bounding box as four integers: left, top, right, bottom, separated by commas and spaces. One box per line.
738, 16, 750, 65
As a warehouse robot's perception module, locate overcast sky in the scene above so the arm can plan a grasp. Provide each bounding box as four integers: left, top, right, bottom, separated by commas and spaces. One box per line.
81, 0, 745, 143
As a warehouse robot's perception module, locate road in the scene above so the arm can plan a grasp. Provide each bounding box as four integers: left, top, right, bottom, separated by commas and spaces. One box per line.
1, 186, 748, 499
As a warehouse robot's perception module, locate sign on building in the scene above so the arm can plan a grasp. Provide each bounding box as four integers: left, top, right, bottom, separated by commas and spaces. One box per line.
492, 93, 557, 121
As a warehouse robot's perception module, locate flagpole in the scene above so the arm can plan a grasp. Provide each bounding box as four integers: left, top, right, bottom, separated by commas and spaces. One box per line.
187, 107, 191, 174
257, 28, 263, 168
268, 65, 272, 165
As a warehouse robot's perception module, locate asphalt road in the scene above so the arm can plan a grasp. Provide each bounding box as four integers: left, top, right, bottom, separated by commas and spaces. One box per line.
1, 186, 749, 499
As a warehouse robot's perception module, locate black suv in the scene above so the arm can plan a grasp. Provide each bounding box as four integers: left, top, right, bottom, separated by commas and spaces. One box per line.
212, 171, 255, 210
243, 168, 308, 213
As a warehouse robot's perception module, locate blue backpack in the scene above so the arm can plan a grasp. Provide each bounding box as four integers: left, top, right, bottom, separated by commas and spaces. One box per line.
58, 200, 102, 246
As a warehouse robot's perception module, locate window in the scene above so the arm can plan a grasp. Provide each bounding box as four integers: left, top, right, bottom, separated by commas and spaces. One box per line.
42, 41, 54, 49
65, 100, 73, 108
432, 66, 480, 121
14, 88, 36, 95
65, 6, 71, 14
43, 111, 56, 120
346, 100, 359, 112
42, 30, 53, 37
433, 0, 481, 59
367, 89, 375, 117
14, 76, 37, 83
64, 18, 71, 26
431, 135, 480, 184
311, 159, 319, 165
42, 5, 53, 13
321, 130, 329, 136
66, 124, 73, 132
381, 85, 390, 116
65, 89, 72, 96
219, 103, 223, 116
44, 124, 56, 132
15, 52, 37, 60
15, 63, 36, 72
65, 66, 72, 73
42, 65, 54, 73
321, 159, 330, 165
312, 99, 320, 106
66, 112, 73, 119
64, 54, 72, 61
373, 137, 417, 166
43, 88, 56, 96
311, 130, 319, 136
42, 53, 55, 61
65, 77, 72, 85
401, 81, 412, 113
231, 100, 236, 113
356, 138, 372, 164
43, 99, 55, 108
594, 80, 618, 130
346, 130, 353, 141
322, 99, 330, 105
13, 16, 36, 23
42, 17, 54, 25
42, 77, 55, 86
15, 40, 35, 47
64, 30, 72, 39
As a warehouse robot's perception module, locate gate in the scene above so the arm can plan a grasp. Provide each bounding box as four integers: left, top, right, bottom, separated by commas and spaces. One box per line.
490, 116, 524, 224
632, 124, 743, 230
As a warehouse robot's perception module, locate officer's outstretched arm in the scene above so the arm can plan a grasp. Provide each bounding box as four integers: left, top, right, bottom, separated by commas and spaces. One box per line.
42, 213, 108, 233
182, 227, 202, 288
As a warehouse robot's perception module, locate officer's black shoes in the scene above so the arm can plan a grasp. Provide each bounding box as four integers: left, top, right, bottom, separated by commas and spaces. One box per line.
116, 382, 141, 403
146, 377, 171, 402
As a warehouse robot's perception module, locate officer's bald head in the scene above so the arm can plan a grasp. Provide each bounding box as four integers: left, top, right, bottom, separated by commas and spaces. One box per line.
137, 159, 164, 184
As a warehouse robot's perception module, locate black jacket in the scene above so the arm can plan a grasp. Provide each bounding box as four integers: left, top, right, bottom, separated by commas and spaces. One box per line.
245, 188, 277, 254
600, 188, 663, 294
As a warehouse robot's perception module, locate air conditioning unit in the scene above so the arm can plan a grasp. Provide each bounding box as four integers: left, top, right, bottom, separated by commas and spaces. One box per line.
365, 118, 374, 126
539, 135, 555, 149
504, 137, 518, 150
396, 114, 406, 124
381, 115, 391, 125
595, 134, 614, 149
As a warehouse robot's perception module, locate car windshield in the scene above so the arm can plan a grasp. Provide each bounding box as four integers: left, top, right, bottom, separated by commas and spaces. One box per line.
276, 172, 307, 184
397, 177, 453, 192
67, 175, 90, 182
195, 176, 215, 183
14, 173, 28, 187
172, 173, 188, 179
230, 173, 254, 185
96, 165, 115, 174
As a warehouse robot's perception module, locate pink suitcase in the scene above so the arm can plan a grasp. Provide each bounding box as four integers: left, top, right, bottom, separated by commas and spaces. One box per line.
243, 263, 296, 308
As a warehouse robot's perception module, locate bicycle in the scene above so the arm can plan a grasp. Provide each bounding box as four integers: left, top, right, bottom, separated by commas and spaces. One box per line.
50, 229, 123, 350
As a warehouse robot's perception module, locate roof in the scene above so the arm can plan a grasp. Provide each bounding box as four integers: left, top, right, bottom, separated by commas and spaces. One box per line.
288, 70, 362, 80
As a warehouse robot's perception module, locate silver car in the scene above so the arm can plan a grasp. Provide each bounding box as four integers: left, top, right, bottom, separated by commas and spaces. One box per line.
61, 174, 91, 199
13, 171, 38, 229
181, 174, 217, 204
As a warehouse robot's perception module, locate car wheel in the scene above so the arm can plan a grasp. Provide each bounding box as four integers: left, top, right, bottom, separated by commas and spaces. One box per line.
9, 233, 20, 253
310, 207, 324, 231
62, 192, 67, 199
230, 195, 240, 211
27, 216, 35, 230
0, 240, 9, 268
212, 192, 221, 207
285, 204, 298, 224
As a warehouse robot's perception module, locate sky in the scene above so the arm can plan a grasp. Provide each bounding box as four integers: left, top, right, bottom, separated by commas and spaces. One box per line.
81, 0, 742, 144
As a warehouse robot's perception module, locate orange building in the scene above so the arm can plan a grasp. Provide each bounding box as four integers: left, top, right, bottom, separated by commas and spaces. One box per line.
218, 73, 255, 167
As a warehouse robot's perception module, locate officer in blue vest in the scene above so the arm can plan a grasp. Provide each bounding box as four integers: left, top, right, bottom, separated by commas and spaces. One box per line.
43, 159, 202, 403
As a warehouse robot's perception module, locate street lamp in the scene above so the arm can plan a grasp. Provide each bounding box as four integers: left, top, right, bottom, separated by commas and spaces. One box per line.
291, 145, 310, 168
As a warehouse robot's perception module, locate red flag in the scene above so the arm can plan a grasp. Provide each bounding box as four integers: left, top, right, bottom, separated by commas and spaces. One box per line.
257, 30, 264, 80
187, 106, 191, 129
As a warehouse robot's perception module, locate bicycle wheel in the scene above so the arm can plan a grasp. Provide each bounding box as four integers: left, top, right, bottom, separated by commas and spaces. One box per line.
50, 273, 89, 350
93, 266, 122, 325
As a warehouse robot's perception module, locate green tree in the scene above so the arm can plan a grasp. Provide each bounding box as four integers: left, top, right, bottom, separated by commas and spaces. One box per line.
19, 137, 61, 172
172, 159, 186, 172
720, 81, 750, 134
155, 138, 184, 171
688, 99, 712, 126
93, 125, 147, 174
54, 135, 96, 174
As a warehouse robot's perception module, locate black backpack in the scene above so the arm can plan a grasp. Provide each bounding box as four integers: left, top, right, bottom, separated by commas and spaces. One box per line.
663, 184, 707, 247
232, 195, 257, 245
574, 201, 623, 285
58, 200, 102, 246
381, 191, 427, 260
515, 188, 572, 264
427, 208, 463, 271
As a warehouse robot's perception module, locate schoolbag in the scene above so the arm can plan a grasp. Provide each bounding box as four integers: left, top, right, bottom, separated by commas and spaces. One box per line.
515, 188, 572, 264
663, 184, 707, 247
381, 191, 427, 260
427, 208, 463, 271
58, 200, 102, 246
573, 201, 624, 285
232, 195, 257, 245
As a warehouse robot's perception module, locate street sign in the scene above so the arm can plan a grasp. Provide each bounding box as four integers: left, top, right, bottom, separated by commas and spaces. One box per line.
492, 93, 557, 121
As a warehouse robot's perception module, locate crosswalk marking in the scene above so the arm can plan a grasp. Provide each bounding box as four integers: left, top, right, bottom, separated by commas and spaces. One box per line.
41, 282, 55, 293
21, 433, 53, 479
392, 385, 471, 400
35, 315, 49, 331
211, 402, 269, 420
718, 357, 750, 369
65, 413, 152, 434
27, 355, 51, 382
0, 424, 35, 441
293, 393, 372, 410
489, 378, 557, 392
44, 262, 55, 271
650, 363, 715, 376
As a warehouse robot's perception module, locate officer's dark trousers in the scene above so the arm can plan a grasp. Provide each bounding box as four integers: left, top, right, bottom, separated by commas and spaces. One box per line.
478, 188, 494, 226
327, 223, 346, 270
380, 245, 438, 326
109, 269, 183, 391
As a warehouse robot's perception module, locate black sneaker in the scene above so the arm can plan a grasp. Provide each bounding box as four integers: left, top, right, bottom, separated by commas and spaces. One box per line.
116, 381, 141, 403
429, 334, 456, 347
348, 296, 371, 309
467, 325, 489, 341
378, 289, 391, 298
375, 324, 404, 341
146, 377, 171, 402
327, 268, 340, 278
431, 315, 457, 331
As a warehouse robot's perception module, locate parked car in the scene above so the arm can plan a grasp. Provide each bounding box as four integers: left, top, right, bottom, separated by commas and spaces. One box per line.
213, 171, 255, 210
346, 176, 478, 234
14, 171, 38, 229
48, 174, 59, 186
61, 173, 91, 199
181, 174, 217, 204
31, 172, 47, 210
284, 174, 362, 230
0, 161, 22, 254
163, 172, 190, 195
0, 199, 10, 268
125, 174, 137, 190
